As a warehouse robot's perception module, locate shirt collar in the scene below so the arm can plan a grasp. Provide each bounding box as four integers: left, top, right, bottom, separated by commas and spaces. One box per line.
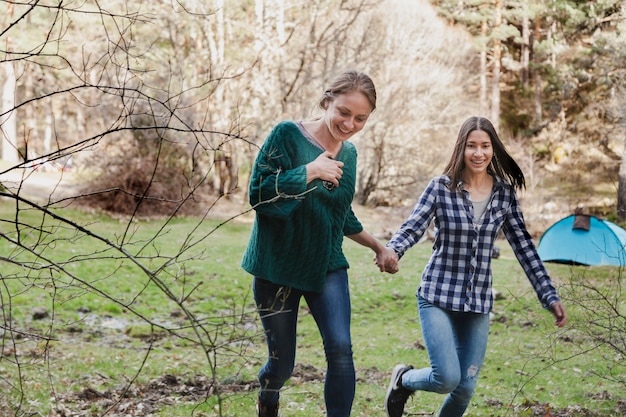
455, 174, 506, 192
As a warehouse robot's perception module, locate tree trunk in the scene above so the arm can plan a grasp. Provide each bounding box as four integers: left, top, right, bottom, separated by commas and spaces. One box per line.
480, 20, 488, 115
490, 0, 503, 131
1, 2, 18, 163
23, 62, 39, 161
619, 137, 626, 222
1, 60, 18, 163
521, 13, 530, 87
533, 15, 542, 123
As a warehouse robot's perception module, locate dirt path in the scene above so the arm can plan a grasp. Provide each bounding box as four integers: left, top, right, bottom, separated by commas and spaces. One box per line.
0, 163, 562, 238
0, 165, 77, 203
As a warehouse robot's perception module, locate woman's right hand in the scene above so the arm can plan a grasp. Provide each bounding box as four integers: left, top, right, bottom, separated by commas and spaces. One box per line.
306, 151, 344, 187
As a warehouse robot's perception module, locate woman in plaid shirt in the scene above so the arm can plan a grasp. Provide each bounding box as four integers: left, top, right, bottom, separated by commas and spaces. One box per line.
379, 116, 567, 417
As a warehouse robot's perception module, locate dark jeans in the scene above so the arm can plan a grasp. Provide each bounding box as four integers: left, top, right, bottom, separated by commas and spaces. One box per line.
253, 269, 354, 417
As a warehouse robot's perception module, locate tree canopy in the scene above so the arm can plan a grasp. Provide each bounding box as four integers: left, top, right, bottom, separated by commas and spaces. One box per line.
1, 0, 625, 214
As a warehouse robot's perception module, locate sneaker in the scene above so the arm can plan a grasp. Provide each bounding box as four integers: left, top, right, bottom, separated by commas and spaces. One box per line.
385, 364, 414, 417
257, 400, 279, 417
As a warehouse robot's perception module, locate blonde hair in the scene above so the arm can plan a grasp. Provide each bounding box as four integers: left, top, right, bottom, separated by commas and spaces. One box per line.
319, 70, 377, 112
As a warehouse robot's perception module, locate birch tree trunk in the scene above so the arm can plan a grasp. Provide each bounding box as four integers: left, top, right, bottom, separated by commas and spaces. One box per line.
480, 20, 488, 115
490, 0, 502, 131
1, 60, 18, 163
1, 2, 18, 163
22, 62, 39, 161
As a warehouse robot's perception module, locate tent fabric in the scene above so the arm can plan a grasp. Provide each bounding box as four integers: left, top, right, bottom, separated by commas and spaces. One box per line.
537, 214, 626, 266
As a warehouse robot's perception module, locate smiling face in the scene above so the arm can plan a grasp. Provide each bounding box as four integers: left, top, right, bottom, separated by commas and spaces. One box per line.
323, 90, 372, 143
463, 129, 493, 176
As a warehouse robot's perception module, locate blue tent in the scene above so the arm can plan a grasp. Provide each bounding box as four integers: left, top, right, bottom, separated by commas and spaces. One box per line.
537, 214, 626, 266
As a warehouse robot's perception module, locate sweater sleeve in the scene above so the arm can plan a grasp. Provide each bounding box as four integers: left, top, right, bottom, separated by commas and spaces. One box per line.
249, 122, 309, 219
343, 207, 364, 236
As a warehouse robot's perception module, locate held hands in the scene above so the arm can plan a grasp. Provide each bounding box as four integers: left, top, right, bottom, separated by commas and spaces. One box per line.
374, 247, 399, 274
307, 151, 344, 187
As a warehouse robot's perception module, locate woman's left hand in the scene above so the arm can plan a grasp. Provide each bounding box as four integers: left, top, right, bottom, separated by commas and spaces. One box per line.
549, 301, 567, 327
374, 247, 399, 274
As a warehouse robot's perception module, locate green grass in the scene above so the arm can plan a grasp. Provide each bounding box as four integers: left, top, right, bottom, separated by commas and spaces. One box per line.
0, 201, 624, 416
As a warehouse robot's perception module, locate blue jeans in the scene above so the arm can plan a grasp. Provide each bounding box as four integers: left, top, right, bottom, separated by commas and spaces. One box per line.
402, 296, 490, 417
253, 269, 354, 417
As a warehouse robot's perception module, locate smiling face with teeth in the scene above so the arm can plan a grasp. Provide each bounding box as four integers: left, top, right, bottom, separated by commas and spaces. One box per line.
444, 116, 526, 193
463, 129, 493, 177
322, 90, 373, 145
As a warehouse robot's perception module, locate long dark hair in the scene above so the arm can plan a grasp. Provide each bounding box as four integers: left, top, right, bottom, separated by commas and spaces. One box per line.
443, 116, 525, 191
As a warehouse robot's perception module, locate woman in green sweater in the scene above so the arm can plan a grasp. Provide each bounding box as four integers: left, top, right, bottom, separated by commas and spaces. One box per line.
242, 70, 394, 417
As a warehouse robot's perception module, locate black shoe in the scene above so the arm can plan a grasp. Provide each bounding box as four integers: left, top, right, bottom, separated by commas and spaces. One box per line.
257, 400, 279, 417
385, 364, 414, 417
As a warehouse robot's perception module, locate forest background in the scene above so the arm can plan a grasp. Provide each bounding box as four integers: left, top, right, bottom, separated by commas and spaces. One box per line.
0, 0, 625, 416
1, 0, 625, 227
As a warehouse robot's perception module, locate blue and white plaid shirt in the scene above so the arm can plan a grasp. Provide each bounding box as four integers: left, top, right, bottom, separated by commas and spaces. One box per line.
387, 175, 560, 314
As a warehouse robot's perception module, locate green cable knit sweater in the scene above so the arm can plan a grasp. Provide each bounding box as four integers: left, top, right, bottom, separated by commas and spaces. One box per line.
241, 121, 363, 292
